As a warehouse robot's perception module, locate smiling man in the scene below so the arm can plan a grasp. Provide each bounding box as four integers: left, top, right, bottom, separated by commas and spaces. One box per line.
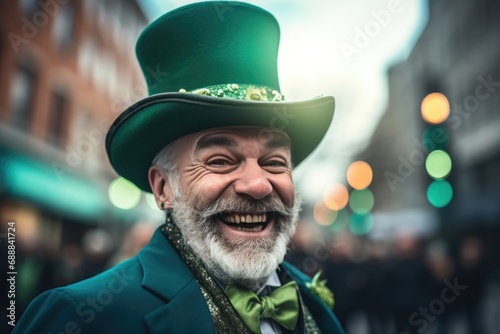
14, 2, 344, 334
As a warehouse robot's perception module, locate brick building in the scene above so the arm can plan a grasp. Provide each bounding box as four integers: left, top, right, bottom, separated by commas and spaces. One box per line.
0, 1, 159, 318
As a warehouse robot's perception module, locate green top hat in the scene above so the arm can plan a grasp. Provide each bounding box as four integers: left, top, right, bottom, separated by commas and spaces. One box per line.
105, 1, 335, 192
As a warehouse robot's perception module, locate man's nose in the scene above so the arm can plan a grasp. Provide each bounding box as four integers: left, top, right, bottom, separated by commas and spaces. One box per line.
233, 161, 273, 200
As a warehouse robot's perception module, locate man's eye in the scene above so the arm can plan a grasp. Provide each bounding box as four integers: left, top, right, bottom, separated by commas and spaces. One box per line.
264, 160, 287, 167
207, 159, 231, 166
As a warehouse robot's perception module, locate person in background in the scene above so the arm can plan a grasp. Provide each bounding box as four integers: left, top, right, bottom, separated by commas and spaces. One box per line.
453, 235, 489, 334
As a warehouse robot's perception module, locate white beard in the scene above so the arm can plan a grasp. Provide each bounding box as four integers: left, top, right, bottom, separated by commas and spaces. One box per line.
168, 177, 301, 290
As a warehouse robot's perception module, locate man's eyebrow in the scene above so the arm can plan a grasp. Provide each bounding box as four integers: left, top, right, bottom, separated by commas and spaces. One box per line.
195, 135, 238, 152
265, 137, 291, 150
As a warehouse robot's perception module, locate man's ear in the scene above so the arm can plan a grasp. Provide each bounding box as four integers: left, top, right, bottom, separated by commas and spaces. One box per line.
148, 166, 174, 209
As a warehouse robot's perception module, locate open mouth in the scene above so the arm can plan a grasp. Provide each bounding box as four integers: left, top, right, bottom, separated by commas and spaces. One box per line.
217, 212, 273, 232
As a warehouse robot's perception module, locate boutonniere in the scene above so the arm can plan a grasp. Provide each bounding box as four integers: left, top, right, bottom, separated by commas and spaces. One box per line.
306, 271, 335, 309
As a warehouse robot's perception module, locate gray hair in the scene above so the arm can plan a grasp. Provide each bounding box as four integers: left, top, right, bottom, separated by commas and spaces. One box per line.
152, 142, 177, 174
151, 142, 181, 199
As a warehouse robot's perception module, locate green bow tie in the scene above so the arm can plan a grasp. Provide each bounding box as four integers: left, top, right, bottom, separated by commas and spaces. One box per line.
225, 281, 299, 334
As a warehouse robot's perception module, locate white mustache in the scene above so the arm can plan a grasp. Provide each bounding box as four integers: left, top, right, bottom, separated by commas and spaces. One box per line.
194, 194, 295, 220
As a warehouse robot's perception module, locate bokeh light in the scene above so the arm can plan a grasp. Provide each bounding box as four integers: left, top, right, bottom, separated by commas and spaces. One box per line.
349, 189, 375, 214
349, 212, 374, 236
108, 177, 141, 210
421, 92, 450, 124
328, 209, 350, 233
323, 183, 349, 210
346, 161, 373, 190
313, 201, 337, 226
145, 193, 161, 211
425, 150, 452, 179
422, 126, 448, 151
427, 180, 453, 208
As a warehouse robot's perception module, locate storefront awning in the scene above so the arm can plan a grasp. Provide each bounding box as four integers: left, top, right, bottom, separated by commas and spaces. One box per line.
0, 152, 107, 221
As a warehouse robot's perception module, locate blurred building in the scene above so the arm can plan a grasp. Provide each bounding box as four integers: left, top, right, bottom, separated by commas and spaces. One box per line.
358, 0, 500, 260
0, 1, 160, 253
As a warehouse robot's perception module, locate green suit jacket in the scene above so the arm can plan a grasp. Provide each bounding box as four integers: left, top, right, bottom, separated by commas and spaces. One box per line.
14, 228, 345, 333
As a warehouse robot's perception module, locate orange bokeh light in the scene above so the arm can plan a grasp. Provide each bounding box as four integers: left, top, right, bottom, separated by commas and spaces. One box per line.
347, 161, 373, 190
323, 183, 349, 210
421, 92, 450, 124
313, 202, 338, 226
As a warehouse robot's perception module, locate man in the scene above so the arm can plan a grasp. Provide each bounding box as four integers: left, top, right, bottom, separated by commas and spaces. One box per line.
14, 2, 344, 333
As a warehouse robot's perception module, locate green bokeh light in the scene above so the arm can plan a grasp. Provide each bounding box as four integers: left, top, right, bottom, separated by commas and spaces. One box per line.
328, 209, 349, 233
145, 193, 162, 211
108, 177, 141, 210
349, 213, 374, 236
422, 126, 448, 151
427, 180, 453, 208
349, 189, 374, 214
425, 150, 452, 179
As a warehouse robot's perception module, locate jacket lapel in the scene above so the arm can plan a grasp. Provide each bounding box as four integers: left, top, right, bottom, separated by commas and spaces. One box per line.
282, 262, 345, 334
144, 279, 214, 333
138, 228, 215, 334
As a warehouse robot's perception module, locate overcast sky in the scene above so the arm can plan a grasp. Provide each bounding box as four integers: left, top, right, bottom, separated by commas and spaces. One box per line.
139, 0, 428, 201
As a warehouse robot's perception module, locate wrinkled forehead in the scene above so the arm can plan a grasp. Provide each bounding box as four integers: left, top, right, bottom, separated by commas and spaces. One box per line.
193, 126, 291, 152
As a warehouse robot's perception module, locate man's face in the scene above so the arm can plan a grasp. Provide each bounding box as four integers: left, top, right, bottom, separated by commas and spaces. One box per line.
179, 127, 295, 236
154, 127, 300, 288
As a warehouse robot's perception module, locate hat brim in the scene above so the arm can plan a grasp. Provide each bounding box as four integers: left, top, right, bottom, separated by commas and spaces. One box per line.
105, 93, 335, 192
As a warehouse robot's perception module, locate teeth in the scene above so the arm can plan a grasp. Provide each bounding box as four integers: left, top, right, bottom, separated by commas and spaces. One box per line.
230, 225, 265, 232
222, 213, 268, 224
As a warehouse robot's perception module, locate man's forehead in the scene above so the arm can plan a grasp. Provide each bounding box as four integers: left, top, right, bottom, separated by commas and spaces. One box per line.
193, 127, 291, 151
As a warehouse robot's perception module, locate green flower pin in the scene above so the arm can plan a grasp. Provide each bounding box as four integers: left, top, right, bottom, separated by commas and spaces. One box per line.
306, 271, 335, 309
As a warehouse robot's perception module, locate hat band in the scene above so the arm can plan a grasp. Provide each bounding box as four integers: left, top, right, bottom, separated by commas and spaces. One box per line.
179, 83, 284, 101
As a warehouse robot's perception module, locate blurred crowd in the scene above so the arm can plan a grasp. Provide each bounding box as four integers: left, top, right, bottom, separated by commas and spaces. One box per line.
286, 222, 497, 334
